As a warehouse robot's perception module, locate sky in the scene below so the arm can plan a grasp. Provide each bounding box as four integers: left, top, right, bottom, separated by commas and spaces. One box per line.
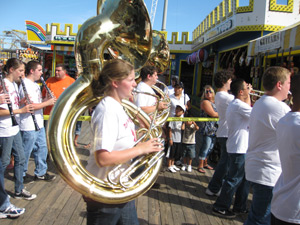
0, 0, 288, 46
0, 0, 222, 43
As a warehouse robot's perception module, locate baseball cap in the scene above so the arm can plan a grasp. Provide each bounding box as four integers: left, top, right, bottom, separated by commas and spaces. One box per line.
176, 103, 186, 112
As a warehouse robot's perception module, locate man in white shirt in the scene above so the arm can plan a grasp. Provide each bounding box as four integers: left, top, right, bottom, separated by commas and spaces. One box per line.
244, 67, 291, 225
206, 70, 234, 196
271, 75, 300, 225
212, 78, 252, 219
19, 61, 56, 182
134, 66, 168, 114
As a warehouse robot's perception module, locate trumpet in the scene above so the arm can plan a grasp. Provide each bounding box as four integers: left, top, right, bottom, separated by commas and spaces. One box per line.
249, 89, 265, 99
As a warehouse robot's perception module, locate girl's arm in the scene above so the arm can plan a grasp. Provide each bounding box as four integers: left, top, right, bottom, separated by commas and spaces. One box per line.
95, 138, 163, 167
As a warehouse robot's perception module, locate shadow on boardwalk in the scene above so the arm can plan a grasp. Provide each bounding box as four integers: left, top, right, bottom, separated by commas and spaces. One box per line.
2, 121, 250, 225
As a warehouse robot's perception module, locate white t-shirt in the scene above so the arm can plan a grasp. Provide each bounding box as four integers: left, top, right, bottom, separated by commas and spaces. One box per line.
245, 95, 290, 186
0, 79, 20, 137
134, 81, 156, 108
169, 121, 182, 143
226, 99, 252, 154
169, 93, 190, 117
19, 78, 44, 131
165, 85, 174, 96
271, 112, 300, 224
86, 96, 136, 183
215, 91, 234, 138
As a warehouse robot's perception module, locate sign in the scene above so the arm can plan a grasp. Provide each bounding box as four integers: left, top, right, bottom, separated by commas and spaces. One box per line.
54, 36, 76, 42
256, 32, 281, 52
207, 20, 233, 40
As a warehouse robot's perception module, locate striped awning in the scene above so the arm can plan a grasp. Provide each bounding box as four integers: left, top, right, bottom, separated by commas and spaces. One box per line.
247, 21, 300, 57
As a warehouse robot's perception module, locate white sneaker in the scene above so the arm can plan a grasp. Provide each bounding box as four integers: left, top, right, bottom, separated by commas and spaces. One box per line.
168, 167, 176, 173
187, 165, 192, 172
205, 188, 221, 197
181, 165, 186, 171
172, 165, 180, 171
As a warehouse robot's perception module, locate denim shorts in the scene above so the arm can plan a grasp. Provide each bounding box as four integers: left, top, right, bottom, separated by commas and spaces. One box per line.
182, 144, 196, 158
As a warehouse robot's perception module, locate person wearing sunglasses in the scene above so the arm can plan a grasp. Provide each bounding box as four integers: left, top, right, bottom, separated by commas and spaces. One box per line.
197, 85, 218, 173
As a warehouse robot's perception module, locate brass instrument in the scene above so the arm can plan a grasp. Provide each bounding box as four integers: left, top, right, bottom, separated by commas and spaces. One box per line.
47, 0, 170, 204
249, 89, 265, 103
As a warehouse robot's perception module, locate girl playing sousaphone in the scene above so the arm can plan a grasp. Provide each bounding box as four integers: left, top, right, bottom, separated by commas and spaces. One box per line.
84, 59, 163, 224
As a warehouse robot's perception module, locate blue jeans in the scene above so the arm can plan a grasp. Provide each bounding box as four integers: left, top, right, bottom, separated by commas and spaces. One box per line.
244, 182, 273, 225
198, 134, 216, 160
0, 159, 10, 211
207, 137, 229, 193
213, 153, 249, 211
75, 121, 82, 136
86, 200, 139, 225
21, 128, 48, 177
0, 132, 25, 193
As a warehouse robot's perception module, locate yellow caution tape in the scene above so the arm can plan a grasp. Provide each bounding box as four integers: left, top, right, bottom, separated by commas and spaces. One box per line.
44, 115, 218, 122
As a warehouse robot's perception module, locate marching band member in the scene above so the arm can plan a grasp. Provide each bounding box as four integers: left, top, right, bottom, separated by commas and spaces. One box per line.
271, 74, 300, 225
19, 61, 56, 183
0, 58, 36, 200
85, 59, 163, 225
245, 67, 291, 225
205, 70, 234, 197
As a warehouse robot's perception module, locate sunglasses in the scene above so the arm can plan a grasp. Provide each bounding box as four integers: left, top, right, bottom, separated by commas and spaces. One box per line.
205, 90, 212, 94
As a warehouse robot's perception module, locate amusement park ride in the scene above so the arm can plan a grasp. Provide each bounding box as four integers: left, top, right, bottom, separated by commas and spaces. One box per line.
0, 29, 27, 50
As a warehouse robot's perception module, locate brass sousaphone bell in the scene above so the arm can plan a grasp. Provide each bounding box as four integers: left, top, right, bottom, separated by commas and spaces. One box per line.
47, 0, 170, 204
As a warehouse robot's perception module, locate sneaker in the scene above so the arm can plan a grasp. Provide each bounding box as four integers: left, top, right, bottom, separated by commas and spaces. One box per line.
181, 165, 186, 171
14, 189, 37, 201
175, 160, 182, 166
0, 204, 25, 218
187, 165, 192, 172
168, 166, 176, 173
34, 173, 56, 181
232, 208, 249, 215
23, 175, 34, 184
205, 188, 221, 197
212, 207, 236, 219
172, 165, 180, 171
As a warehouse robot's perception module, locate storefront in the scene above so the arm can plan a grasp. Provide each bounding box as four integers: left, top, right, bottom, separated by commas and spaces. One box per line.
247, 20, 300, 89
45, 23, 79, 78
173, 0, 300, 111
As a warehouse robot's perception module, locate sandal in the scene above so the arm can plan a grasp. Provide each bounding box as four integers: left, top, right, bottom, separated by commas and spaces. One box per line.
204, 165, 214, 170
197, 168, 205, 173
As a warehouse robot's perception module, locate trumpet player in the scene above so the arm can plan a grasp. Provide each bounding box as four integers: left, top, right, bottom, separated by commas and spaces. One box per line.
212, 79, 252, 218
19, 61, 56, 183
271, 75, 300, 225
85, 59, 163, 225
245, 66, 291, 225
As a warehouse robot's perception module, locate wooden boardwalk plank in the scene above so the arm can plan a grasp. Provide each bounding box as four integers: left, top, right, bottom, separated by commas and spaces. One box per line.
2, 121, 253, 225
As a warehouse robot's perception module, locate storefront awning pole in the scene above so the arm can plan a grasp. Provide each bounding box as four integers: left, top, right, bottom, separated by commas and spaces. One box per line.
51, 45, 56, 77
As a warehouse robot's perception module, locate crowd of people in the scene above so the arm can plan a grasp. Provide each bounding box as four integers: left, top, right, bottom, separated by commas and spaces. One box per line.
0, 58, 74, 219
0, 57, 299, 225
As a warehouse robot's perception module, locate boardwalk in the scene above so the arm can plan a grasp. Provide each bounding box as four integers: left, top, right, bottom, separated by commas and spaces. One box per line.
3, 120, 250, 225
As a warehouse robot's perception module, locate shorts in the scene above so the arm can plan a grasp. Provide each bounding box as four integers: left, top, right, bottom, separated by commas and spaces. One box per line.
168, 142, 182, 159
182, 144, 196, 159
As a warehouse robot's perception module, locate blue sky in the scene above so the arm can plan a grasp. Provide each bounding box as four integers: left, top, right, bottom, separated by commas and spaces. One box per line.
0, 0, 289, 43
0, 0, 223, 41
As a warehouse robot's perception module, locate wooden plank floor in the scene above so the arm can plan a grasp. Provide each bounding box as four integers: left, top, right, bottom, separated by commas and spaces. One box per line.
2, 120, 250, 225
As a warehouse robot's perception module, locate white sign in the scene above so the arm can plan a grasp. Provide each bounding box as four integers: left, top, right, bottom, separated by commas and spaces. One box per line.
256, 32, 281, 52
